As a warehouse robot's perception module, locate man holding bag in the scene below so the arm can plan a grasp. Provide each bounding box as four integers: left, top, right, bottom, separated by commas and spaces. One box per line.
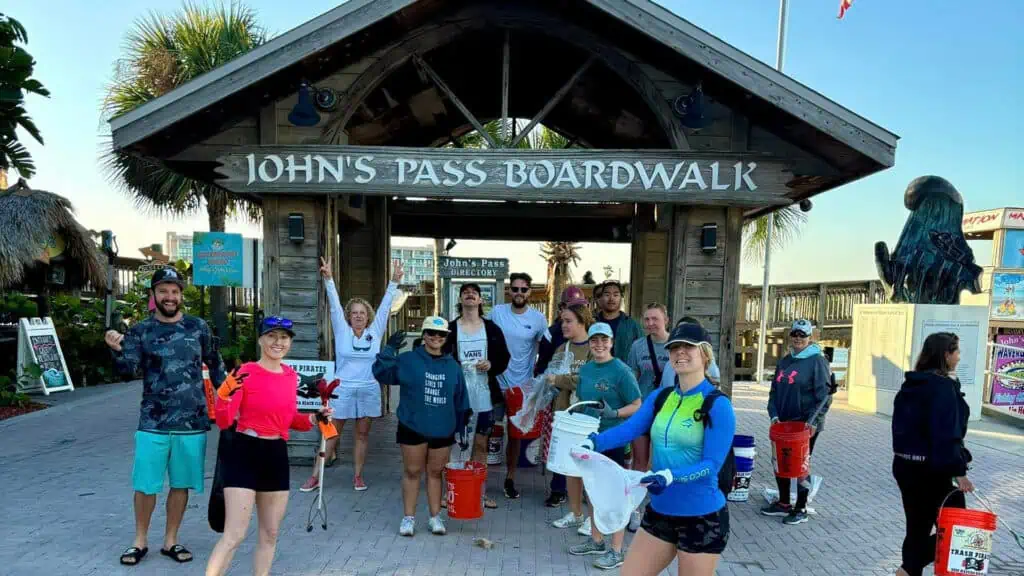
442, 283, 510, 509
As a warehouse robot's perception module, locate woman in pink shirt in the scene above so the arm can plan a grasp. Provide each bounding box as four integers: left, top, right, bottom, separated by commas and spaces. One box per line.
205, 316, 332, 576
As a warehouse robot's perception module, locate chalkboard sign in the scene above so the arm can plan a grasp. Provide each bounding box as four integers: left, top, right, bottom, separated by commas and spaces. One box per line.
17, 318, 74, 395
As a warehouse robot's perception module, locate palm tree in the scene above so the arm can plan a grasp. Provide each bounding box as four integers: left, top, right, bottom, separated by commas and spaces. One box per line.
101, 2, 266, 341
0, 13, 49, 179
540, 241, 582, 322
742, 206, 807, 264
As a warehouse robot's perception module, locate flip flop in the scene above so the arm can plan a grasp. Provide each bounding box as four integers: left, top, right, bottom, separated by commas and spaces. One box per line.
119, 546, 148, 566
160, 544, 193, 563
484, 497, 498, 509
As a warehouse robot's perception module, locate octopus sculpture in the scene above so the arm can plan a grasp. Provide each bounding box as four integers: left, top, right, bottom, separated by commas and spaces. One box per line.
874, 176, 982, 304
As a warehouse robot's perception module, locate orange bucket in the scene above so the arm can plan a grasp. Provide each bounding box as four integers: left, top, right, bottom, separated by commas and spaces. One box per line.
505, 387, 542, 439
769, 422, 810, 479
935, 503, 997, 575
445, 461, 487, 520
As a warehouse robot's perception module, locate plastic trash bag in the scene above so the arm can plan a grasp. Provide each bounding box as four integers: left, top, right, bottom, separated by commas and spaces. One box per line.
762, 475, 822, 515
570, 447, 648, 534
510, 347, 572, 432
462, 360, 492, 414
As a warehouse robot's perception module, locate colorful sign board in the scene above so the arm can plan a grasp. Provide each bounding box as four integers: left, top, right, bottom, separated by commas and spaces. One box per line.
991, 273, 1024, 321
991, 333, 1024, 408
1001, 230, 1024, 269
193, 232, 244, 287
16, 317, 74, 395
282, 360, 336, 412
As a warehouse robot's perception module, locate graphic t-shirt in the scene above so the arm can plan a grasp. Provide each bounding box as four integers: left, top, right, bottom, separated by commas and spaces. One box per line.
577, 358, 642, 431
627, 336, 671, 397
488, 304, 547, 389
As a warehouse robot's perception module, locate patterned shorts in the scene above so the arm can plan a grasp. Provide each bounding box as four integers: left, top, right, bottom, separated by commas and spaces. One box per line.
641, 505, 730, 554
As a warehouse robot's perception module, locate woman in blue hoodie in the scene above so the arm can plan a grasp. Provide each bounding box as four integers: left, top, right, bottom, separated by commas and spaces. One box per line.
582, 322, 735, 576
761, 318, 832, 526
891, 332, 973, 576
373, 316, 471, 538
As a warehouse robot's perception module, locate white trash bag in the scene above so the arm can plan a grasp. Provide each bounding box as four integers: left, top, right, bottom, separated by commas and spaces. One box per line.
462, 360, 492, 414
510, 348, 572, 432
570, 447, 648, 534
761, 475, 822, 515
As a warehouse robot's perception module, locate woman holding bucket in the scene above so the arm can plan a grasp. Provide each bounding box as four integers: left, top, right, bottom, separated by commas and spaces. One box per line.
581, 322, 735, 576
442, 282, 511, 509
762, 318, 832, 526
892, 331, 973, 576
373, 316, 472, 537
563, 322, 642, 571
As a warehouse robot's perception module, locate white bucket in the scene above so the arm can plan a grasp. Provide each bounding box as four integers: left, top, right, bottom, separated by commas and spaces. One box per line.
733, 446, 756, 460
546, 403, 600, 477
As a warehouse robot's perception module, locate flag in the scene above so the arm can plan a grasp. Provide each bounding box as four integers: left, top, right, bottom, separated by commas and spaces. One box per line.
838, 0, 853, 19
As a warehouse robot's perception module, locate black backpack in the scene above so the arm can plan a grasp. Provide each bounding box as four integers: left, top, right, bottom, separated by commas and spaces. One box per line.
653, 386, 736, 497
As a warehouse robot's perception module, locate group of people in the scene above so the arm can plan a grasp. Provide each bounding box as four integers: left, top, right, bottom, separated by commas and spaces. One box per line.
102, 262, 979, 576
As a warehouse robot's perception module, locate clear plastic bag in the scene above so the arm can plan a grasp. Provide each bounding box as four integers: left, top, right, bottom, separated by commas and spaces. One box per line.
462, 360, 492, 413
570, 447, 648, 534
510, 347, 572, 432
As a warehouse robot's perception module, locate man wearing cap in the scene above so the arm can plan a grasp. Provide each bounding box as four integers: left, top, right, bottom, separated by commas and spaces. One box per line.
535, 285, 588, 377
762, 318, 832, 526
595, 280, 644, 363
105, 268, 226, 567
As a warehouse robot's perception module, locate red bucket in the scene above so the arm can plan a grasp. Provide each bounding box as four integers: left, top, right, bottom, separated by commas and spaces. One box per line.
769, 422, 811, 479
505, 387, 542, 439
445, 461, 487, 520
935, 504, 998, 575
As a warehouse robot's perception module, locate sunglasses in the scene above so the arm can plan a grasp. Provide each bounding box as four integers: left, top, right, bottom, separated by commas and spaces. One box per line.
510, 287, 529, 294
790, 331, 809, 338
422, 329, 447, 338
263, 316, 294, 330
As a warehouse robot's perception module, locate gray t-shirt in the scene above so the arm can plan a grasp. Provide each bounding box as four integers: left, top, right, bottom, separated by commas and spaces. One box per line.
627, 336, 670, 398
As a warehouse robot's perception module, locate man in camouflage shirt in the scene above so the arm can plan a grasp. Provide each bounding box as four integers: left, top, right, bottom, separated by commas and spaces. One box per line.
105, 268, 225, 566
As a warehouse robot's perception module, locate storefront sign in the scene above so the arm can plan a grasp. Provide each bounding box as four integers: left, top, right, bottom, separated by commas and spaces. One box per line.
962, 209, 1003, 234
283, 360, 336, 412
991, 273, 1023, 321
193, 232, 244, 287
17, 317, 74, 395
438, 256, 509, 279
215, 147, 792, 205
991, 333, 1024, 407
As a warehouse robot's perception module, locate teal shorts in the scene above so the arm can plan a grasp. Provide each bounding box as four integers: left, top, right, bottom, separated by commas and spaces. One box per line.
132, 430, 207, 495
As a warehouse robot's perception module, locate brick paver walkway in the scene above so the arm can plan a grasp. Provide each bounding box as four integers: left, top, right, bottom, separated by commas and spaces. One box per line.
1, 382, 1021, 575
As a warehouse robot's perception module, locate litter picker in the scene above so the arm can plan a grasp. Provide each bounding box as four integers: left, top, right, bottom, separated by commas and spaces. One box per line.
302, 378, 339, 532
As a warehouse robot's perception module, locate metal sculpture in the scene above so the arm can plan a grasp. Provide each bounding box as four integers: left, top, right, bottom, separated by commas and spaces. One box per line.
874, 176, 982, 304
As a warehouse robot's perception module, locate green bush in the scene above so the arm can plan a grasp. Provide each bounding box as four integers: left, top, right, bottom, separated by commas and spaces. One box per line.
49, 295, 119, 386
0, 368, 36, 408
0, 293, 38, 319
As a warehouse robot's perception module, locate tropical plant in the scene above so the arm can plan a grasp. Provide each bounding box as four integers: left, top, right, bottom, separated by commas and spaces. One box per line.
742, 206, 807, 264
457, 120, 572, 150
540, 241, 582, 322
101, 2, 267, 340
0, 13, 49, 179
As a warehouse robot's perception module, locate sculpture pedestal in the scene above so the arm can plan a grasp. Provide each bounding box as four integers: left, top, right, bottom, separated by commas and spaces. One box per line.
846, 304, 988, 421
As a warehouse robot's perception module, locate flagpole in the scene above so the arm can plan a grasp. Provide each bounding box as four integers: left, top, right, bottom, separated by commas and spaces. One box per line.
755, 0, 788, 385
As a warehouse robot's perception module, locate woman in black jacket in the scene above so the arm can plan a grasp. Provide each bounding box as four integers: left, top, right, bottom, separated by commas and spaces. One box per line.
442, 283, 511, 509
891, 331, 974, 576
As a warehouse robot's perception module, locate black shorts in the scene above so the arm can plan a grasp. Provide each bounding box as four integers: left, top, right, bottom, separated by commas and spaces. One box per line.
641, 505, 730, 554
396, 422, 454, 449
220, 432, 289, 492
475, 410, 495, 437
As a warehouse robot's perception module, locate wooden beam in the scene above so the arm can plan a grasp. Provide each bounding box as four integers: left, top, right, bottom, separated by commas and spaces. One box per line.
718, 206, 743, 396
391, 199, 635, 219
668, 205, 690, 320
262, 197, 281, 316
413, 55, 499, 149
501, 30, 511, 145
510, 56, 595, 149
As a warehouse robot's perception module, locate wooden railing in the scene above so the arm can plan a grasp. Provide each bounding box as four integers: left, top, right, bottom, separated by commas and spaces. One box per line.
738, 280, 886, 330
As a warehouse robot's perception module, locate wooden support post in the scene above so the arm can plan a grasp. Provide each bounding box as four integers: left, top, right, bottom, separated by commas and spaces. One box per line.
718, 207, 743, 396
261, 198, 281, 316
510, 56, 595, 148
433, 238, 443, 315
414, 55, 499, 149
668, 205, 691, 321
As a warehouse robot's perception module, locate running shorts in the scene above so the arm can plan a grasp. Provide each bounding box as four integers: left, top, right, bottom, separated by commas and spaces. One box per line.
133, 430, 207, 495
641, 505, 730, 554
221, 432, 289, 492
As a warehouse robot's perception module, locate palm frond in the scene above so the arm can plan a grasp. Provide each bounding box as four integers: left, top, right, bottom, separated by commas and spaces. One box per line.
742, 206, 807, 264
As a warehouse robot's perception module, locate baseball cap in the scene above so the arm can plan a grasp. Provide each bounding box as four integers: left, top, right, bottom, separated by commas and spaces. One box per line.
791, 319, 814, 336
260, 316, 295, 337
422, 316, 450, 333
151, 268, 184, 289
460, 282, 482, 296
560, 286, 586, 305
587, 322, 614, 340
666, 322, 711, 348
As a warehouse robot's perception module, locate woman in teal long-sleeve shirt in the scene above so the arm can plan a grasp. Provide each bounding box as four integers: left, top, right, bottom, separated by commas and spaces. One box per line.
583, 322, 735, 576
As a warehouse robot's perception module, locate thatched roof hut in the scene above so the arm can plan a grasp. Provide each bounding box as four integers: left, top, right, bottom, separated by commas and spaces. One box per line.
0, 178, 106, 293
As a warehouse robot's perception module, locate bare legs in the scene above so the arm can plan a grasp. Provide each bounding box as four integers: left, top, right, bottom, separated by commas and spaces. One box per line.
471, 433, 496, 507
590, 506, 625, 553
426, 447, 450, 517
401, 444, 427, 517
631, 436, 651, 473
131, 489, 189, 553
619, 530, 677, 576
252, 491, 289, 576
354, 417, 371, 479
132, 492, 156, 550
505, 437, 520, 485
205, 488, 254, 576
567, 476, 584, 517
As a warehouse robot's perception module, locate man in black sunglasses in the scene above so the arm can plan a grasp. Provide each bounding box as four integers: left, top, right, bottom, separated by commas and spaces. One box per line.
487, 272, 548, 499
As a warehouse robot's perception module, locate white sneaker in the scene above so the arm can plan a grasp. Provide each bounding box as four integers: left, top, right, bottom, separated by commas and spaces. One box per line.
399, 516, 415, 537
577, 516, 592, 536
429, 515, 446, 535
552, 511, 585, 529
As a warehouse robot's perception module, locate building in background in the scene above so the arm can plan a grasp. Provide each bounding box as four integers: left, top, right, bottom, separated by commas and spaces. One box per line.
391, 243, 435, 288
166, 232, 194, 263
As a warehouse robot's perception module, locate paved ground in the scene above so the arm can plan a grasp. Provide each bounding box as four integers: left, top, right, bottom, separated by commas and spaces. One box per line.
2, 382, 1022, 576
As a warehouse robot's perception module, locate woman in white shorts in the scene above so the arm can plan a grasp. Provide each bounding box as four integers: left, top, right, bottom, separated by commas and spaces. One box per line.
301, 257, 404, 492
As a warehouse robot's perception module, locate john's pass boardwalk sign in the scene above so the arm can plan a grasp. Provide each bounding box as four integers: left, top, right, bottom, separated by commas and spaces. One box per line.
216, 146, 793, 206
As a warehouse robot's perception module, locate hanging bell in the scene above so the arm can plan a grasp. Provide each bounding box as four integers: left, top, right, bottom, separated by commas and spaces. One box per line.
674, 83, 711, 130
288, 82, 321, 127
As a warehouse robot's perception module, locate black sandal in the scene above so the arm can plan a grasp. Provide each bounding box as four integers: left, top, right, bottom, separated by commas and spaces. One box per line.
119, 546, 148, 566
160, 544, 193, 563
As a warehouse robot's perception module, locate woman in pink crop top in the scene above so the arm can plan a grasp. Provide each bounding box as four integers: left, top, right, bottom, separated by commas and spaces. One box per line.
206, 316, 332, 576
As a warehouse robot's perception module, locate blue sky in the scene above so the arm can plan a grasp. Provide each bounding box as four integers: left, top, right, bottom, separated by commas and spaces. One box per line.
8, 0, 1023, 287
